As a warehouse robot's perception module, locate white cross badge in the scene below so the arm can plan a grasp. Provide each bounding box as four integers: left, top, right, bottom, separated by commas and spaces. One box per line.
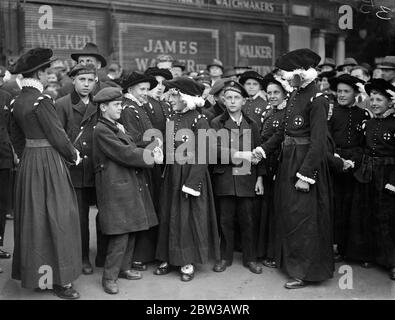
356, 124, 362, 132
293, 115, 304, 127
255, 107, 261, 114
272, 120, 280, 127
182, 135, 189, 142
383, 132, 392, 141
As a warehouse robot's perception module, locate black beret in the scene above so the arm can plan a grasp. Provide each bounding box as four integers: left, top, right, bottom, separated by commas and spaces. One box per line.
93, 87, 123, 103
163, 77, 205, 96
223, 80, 248, 98
68, 63, 97, 78
122, 71, 158, 94
318, 70, 337, 80
238, 70, 265, 87
144, 67, 173, 80
329, 74, 364, 92
261, 73, 286, 93
365, 78, 395, 99
275, 48, 321, 72
10, 48, 55, 75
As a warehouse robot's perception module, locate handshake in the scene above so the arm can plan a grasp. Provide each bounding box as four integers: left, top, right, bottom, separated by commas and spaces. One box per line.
233, 147, 266, 165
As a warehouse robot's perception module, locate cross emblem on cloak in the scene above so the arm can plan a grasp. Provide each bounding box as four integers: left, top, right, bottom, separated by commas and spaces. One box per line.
383, 132, 392, 141
294, 116, 304, 127
273, 120, 280, 127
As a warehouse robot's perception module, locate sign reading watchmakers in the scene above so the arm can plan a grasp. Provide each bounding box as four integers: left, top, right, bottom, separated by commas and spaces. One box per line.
235, 32, 275, 75
118, 23, 219, 72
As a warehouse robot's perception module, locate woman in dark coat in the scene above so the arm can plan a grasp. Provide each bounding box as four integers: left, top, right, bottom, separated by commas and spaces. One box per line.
257, 74, 290, 268
154, 77, 220, 281
347, 79, 395, 279
92, 87, 162, 294
10, 48, 82, 299
254, 49, 334, 289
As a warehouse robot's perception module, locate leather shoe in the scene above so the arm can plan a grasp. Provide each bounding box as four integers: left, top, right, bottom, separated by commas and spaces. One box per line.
284, 278, 308, 289
0, 249, 11, 259
82, 261, 93, 275
390, 268, 395, 280
244, 261, 263, 274
180, 265, 195, 282
154, 263, 171, 275
213, 260, 230, 272
102, 279, 119, 294
262, 259, 277, 268
118, 269, 142, 280
53, 285, 80, 299
131, 261, 148, 271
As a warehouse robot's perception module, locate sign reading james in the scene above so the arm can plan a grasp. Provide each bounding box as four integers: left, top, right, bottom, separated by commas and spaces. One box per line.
235, 32, 275, 75
24, 4, 102, 69
155, 0, 286, 14
118, 23, 219, 72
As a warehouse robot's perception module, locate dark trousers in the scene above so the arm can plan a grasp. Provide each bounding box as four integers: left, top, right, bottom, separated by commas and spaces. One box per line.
217, 196, 257, 264
0, 169, 12, 246
103, 233, 136, 280
333, 171, 355, 256
75, 187, 108, 264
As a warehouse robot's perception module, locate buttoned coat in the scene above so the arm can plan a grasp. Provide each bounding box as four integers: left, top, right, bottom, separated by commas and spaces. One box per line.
211, 111, 265, 197
56, 90, 98, 187
92, 117, 158, 235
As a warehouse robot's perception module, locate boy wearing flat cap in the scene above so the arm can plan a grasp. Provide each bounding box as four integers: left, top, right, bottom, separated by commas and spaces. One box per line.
327, 74, 371, 263
58, 42, 113, 99
56, 63, 107, 274
211, 80, 265, 275
253, 48, 333, 289
10, 48, 82, 299
239, 71, 268, 133
92, 87, 162, 294
120, 71, 162, 272
348, 79, 395, 280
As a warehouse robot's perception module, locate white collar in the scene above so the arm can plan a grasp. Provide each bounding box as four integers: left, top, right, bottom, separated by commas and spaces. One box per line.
276, 100, 287, 110
16, 77, 22, 89
229, 112, 243, 126
21, 78, 43, 93
124, 93, 143, 106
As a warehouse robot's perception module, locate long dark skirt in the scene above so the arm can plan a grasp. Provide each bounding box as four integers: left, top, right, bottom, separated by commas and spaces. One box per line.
12, 146, 82, 289
155, 164, 220, 266
347, 163, 395, 267
274, 144, 334, 282
0, 168, 12, 246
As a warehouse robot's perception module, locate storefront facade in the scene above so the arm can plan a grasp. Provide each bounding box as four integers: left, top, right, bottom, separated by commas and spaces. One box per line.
0, 0, 342, 73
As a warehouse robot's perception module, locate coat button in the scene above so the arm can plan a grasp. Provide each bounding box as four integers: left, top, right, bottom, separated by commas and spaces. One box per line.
100, 164, 104, 168
81, 126, 84, 130
83, 155, 88, 159
82, 142, 87, 146
139, 188, 142, 192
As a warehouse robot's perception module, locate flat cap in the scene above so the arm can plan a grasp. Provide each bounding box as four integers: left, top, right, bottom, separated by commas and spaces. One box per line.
223, 80, 248, 98
163, 77, 205, 96
93, 87, 123, 104
68, 63, 97, 77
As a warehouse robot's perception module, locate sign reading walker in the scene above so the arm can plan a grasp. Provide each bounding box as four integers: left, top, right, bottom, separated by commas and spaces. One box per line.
118, 23, 219, 72
24, 4, 100, 69
235, 32, 275, 75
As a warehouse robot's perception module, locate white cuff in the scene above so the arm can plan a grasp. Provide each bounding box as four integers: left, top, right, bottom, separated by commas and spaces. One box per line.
233, 151, 252, 161
182, 185, 201, 197
296, 172, 316, 185
334, 153, 340, 158
345, 160, 355, 169
385, 183, 395, 193
255, 147, 266, 159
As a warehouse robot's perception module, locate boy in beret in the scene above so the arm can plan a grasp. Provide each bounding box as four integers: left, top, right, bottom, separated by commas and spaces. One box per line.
120, 71, 162, 272
348, 79, 395, 280
327, 74, 371, 263
211, 80, 264, 274
56, 63, 108, 274
239, 71, 268, 133
92, 87, 162, 294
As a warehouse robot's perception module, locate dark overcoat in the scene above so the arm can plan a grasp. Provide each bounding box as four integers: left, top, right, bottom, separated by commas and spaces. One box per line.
56, 90, 98, 188
92, 117, 158, 235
